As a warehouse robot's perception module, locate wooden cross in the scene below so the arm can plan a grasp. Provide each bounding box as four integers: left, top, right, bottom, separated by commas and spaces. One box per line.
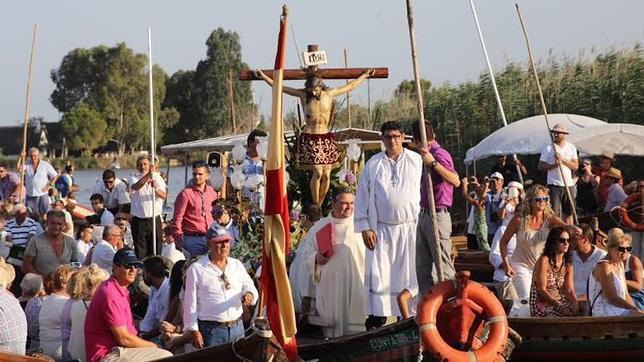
239, 44, 388, 81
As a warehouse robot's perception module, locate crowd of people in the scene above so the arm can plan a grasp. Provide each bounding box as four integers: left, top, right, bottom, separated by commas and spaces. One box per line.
0, 121, 642, 360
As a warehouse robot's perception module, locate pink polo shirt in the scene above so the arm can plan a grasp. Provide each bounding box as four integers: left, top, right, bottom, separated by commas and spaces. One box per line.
172, 185, 218, 240
84, 277, 138, 362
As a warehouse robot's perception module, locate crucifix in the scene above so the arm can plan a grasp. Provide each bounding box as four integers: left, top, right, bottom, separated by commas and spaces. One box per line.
240, 44, 388, 206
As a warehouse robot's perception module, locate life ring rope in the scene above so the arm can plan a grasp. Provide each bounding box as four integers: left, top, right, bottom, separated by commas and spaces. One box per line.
417, 272, 508, 362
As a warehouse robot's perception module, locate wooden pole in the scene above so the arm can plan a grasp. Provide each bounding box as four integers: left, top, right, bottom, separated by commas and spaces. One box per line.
19, 24, 38, 204
515, 3, 578, 224
405, 0, 444, 282
228, 69, 237, 133
344, 48, 352, 128
148, 27, 158, 255
469, 0, 524, 184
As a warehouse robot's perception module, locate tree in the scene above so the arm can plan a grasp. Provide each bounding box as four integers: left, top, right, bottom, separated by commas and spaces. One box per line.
191, 28, 255, 139
163, 70, 197, 144
50, 43, 177, 154
60, 103, 108, 155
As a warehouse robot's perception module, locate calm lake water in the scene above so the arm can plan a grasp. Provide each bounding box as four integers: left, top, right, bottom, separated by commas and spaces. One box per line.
73, 166, 189, 212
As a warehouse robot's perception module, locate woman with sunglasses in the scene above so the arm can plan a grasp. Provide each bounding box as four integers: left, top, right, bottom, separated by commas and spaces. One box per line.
588, 229, 642, 316
500, 184, 574, 310
529, 227, 578, 317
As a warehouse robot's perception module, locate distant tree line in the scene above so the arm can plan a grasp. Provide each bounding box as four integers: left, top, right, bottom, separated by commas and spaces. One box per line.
50, 28, 255, 155
51, 32, 641, 166
331, 44, 642, 173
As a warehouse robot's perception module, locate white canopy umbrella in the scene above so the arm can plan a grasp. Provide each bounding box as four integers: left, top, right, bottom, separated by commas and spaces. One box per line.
464, 113, 606, 164
568, 123, 644, 157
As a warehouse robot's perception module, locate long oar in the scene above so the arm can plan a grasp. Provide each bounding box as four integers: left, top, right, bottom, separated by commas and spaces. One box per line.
515, 3, 578, 224
404, 0, 444, 282
468, 0, 524, 184
148, 27, 158, 255
19, 24, 38, 204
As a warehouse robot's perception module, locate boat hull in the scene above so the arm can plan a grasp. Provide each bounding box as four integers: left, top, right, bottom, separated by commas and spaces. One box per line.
509, 316, 644, 361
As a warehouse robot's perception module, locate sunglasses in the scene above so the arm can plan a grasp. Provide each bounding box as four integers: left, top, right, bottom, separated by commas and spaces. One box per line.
115, 217, 127, 221
533, 196, 550, 203
220, 273, 231, 289
558, 237, 570, 244
212, 208, 226, 216
617, 246, 633, 253
119, 263, 142, 270
103, 179, 115, 185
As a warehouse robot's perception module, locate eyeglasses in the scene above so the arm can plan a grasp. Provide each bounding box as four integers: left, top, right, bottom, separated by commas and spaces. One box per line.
617, 246, 633, 253
558, 237, 570, 244
533, 196, 550, 203
220, 273, 231, 289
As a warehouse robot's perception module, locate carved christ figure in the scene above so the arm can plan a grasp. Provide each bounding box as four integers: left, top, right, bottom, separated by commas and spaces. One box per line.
255, 68, 375, 205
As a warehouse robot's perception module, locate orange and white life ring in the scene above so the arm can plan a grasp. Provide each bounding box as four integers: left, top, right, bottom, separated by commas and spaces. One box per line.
618, 192, 644, 232
417, 276, 508, 362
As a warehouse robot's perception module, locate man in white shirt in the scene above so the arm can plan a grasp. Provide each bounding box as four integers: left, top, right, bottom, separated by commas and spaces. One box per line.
538, 123, 579, 223
140, 256, 170, 340
92, 169, 131, 214
91, 225, 124, 273
571, 224, 606, 298
21, 147, 59, 217
130, 156, 167, 258
183, 227, 257, 348
354, 121, 422, 330
90, 193, 114, 226
603, 168, 627, 212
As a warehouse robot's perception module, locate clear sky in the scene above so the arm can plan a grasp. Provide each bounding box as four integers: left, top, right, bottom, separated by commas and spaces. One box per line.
1, 0, 642, 127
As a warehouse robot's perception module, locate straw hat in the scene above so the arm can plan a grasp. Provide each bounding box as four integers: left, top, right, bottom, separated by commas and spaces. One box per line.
599, 150, 615, 160
606, 167, 622, 180
0, 256, 16, 289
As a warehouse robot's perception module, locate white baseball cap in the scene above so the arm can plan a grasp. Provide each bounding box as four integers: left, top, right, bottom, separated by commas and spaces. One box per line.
490, 172, 504, 180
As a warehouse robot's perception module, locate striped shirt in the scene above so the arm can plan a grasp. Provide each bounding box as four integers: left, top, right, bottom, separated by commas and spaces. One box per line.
6, 217, 43, 246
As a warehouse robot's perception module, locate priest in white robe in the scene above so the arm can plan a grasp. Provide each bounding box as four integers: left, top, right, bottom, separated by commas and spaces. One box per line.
296, 189, 366, 338
355, 121, 422, 329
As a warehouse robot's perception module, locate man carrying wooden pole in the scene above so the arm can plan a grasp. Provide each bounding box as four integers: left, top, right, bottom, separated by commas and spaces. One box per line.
404, 0, 460, 297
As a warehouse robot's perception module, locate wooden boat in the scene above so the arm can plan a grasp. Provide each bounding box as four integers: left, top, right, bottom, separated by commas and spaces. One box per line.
158, 310, 644, 361
454, 249, 494, 283
159, 320, 289, 362
509, 315, 644, 361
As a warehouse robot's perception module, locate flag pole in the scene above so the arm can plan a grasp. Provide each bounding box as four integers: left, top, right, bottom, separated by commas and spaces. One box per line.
19, 24, 38, 204
148, 27, 158, 255
468, 0, 524, 184
515, 3, 578, 224
404, 0, 444, 282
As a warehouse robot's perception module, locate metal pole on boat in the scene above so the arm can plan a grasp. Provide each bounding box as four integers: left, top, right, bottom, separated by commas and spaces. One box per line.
19, 24, 38, 204
404, 0, 444, 282
468, 0, 524, 184
515, 4, 578, 224
148, 27, 158, 255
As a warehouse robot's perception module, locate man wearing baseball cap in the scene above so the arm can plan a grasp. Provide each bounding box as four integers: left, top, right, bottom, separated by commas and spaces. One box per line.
84, 247, 171, 362
183, 227, 257, 348
486, 172, 505, 243
538, 123, 579, 223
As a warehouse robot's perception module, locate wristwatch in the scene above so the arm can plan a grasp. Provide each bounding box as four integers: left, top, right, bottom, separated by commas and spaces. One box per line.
430, 160, 438, 169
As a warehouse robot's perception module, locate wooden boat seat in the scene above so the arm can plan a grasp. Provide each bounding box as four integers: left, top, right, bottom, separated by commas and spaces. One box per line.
510, 316, 644, 341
